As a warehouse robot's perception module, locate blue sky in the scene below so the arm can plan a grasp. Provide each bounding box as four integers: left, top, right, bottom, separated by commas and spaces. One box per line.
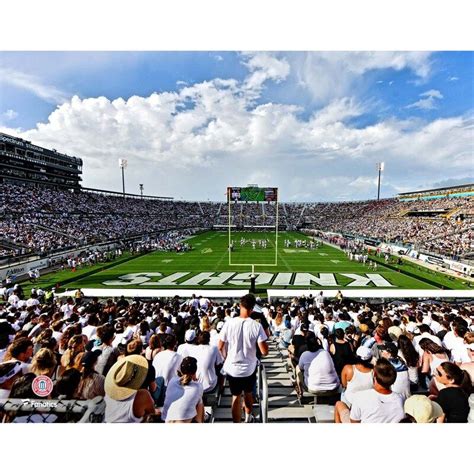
0, 51, 473, 201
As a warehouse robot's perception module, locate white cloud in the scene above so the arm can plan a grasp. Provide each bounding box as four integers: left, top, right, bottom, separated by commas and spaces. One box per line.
2, 109, 18, 120
0, 68, 70, 104
214, 55, 224, 62
448, 76, 459, 81
292, 52, 432, 104
241, 52, 290, 96
2, 54, 471, 202
406, 89, 443, 110
420, 89, 443, 99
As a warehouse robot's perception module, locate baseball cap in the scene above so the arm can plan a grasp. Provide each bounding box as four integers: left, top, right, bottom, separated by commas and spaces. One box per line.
185, 329, 196, 342
356, 346, 373, 361
404, 395, 444, 423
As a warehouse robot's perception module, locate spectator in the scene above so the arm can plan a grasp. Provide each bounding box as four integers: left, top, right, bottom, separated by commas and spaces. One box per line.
379, 342, 411, 401
339, 346, 374, 408
336, 358, 404, 423
397, 334, 420, 391
2, 337, 33, 374
152, 334, 182, 396
192, 331, 223, 393
162, 356, 204, 423
402, 395, 445, 423
329, 328, 355, 377
74, 350, 105, 400
104, 355, 156, 423
217, 293, 268, 423
432, 362, 471, 422
0, 361, 22, 398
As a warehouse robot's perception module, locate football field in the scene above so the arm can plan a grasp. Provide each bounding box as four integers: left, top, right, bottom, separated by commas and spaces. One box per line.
49, 230, 462, 291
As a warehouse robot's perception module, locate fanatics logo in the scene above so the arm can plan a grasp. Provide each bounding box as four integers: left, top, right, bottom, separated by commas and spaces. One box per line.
32, 375, 54, 397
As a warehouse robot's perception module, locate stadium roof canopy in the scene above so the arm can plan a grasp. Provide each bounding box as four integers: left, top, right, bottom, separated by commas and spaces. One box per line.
398, 183, 474, 196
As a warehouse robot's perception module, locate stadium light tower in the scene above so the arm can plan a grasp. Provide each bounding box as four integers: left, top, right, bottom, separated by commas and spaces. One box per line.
119, 159, 128, 198
377, 162, 385, 201
139, 183, 144, 198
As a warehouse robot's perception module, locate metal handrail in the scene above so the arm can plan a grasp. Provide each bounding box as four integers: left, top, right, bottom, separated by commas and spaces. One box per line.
257, 361, 269, 423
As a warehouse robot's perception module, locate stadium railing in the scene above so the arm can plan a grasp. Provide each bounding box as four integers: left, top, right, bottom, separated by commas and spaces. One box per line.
256, 361, 269, 423
0, 396, 105, 423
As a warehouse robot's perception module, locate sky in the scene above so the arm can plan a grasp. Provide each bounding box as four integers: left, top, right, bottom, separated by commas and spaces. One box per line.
0, 51, 473, 201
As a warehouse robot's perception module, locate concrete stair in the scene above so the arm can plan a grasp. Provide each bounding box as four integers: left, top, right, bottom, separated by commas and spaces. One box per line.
212, 339, 321, 423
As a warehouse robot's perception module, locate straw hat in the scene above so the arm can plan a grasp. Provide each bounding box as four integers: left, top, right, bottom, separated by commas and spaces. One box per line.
104, 355, 149, 401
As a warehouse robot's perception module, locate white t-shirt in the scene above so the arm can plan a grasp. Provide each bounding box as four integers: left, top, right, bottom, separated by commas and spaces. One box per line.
391, 370, 411, 402
26, 298, 40, 307
442, 331, 457, 351
152, 350, 182, 386
350, 388, 404, 423
219, 317, 267, 378
306, 350, 339, 392
192, 344, 224, 392
451, 341, 470, 364
60, 303, 74, 318
8, 294, 19, 308
298, 350, 318, 388
162, 376, 203, 422
82, 325, 98, 341
177, 342, 197, 359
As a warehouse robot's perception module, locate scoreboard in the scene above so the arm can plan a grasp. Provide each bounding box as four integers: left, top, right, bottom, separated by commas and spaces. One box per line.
228, 186, 278, 202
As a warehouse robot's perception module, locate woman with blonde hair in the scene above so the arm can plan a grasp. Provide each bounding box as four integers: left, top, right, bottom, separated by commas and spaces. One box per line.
31, 348, 57, 379
162, 356, 204, 423
272, 312, 284, 337
200, 315, 210, 332
58, 335, 85, 377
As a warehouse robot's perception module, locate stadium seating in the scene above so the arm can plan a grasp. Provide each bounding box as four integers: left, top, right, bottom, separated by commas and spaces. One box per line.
1, 183, 472, 260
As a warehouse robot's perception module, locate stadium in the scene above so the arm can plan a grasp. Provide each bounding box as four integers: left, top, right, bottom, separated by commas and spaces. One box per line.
1, 132, 473, 297
1, 129, 473, 424
3, 39, 474, 429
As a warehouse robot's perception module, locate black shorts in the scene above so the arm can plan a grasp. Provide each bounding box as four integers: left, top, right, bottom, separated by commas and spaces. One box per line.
227, 370, 257, 396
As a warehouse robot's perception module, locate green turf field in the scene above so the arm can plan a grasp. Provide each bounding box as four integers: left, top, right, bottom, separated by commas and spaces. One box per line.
32, 230, 469, 291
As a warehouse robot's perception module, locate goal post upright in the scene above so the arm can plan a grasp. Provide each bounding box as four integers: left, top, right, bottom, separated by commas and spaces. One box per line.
227, 186, 279, 270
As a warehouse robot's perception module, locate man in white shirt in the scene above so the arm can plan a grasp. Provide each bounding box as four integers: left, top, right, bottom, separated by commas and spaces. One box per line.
152, 334, 182, 388
314, 291, 324, 310
218, 294, 268, 423
177, 329, 197, 358
335, 358, 404, 423
448, 324, 470, 363
192, 332, 224, 393
7, 291, 20, 308
60, 297, 75, 319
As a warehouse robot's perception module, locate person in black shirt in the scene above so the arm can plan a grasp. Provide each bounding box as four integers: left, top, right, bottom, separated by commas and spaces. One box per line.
250, 309, 270, 359
288, 323, 310, 369
433, 362, 471, 423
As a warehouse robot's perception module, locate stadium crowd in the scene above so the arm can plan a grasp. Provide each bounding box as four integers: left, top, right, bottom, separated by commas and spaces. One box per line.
1, 183, 473, 260
0, 287, 473, 423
